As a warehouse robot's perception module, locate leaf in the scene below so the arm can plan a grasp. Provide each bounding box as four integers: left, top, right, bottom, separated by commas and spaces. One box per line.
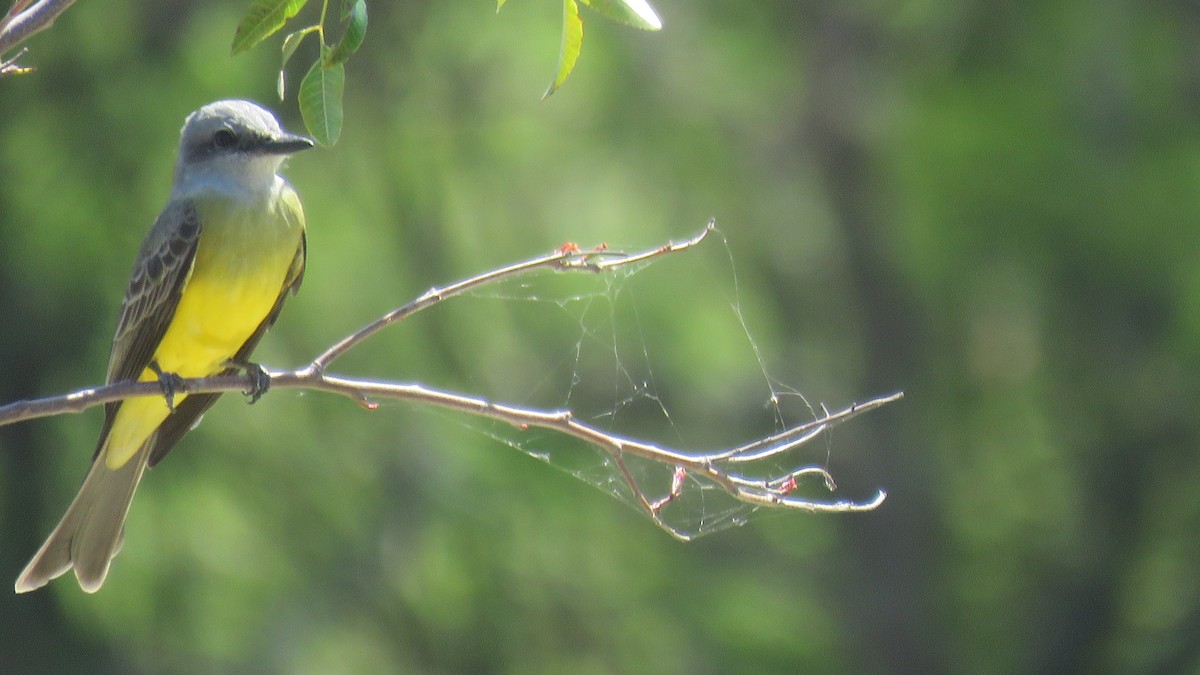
281, 27, 311, 68
298, 56, 346, 146
277, 27, 314, 99
326, 0, 367, 66
496, 0, 508, 10
232, 0, 310, 55
579, 0, 661, 30
544, 0, 584, 98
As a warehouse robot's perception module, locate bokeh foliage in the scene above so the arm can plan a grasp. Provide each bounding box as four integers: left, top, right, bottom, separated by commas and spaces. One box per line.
2, 1, 1199, 673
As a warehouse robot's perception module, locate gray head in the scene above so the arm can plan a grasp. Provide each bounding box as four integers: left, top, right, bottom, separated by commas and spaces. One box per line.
173, 99, 313, 194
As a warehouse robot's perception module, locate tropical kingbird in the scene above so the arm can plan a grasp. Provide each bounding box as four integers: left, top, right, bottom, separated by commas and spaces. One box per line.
16, 99, 313, 593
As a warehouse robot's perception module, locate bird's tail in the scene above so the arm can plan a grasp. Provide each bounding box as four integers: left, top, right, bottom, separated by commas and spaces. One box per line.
15, 443, 151, 593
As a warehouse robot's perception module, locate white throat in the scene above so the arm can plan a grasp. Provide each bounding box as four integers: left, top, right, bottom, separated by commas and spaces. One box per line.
172, 153, 286, 200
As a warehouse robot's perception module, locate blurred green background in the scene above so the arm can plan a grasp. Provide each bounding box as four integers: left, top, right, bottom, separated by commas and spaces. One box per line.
3, 1, 1199, 673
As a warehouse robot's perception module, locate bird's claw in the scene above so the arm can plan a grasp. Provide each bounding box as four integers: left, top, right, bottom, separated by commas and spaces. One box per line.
149, 362, 185, 413
225, 359, 271, 404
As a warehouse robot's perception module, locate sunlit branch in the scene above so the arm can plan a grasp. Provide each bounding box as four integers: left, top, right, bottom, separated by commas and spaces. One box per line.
0, 0, 76, 65
308, 222, 714, 371
0, 223, 899, 539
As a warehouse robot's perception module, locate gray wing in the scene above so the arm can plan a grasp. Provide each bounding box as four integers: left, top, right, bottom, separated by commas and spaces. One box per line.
90, 200, 201, 461
106, 200, 202, 385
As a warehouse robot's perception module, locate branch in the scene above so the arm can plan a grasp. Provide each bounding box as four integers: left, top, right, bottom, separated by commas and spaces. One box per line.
309, 223, 713, 371
1, 223, 900, 538
0, 0, 76, 68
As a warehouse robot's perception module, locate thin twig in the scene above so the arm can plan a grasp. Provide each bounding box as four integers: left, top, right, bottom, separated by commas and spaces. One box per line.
0, 367, 898, 537
0, 46, 31, 75
308, 221, 714, 372
1, 0, 36, 31
0, 0, 77, 62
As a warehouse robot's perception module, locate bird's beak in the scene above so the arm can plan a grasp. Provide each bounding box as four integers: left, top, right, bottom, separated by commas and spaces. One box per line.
263, 132, 316, 155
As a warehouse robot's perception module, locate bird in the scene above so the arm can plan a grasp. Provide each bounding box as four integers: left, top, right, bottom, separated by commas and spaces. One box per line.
16, 99, 314, 593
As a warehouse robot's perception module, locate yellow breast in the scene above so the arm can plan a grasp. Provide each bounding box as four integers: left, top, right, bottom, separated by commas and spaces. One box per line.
104, 187, 304, 469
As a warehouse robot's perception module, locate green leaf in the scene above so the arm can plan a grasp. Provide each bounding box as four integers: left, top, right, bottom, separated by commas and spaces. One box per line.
277, 27, 315, 99
496, 0, 508, 9
340, 0, 354, 20
281, 27, 311, 68
299, 56, 346, 146
544, 0, 583, 98
232, 0, 310, 55
326, 0, 367, 66
579, 0, 661, 30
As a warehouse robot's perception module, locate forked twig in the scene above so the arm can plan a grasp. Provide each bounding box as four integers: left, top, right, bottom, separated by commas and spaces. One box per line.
0, 222, 899, 538
0, 0, 76, 68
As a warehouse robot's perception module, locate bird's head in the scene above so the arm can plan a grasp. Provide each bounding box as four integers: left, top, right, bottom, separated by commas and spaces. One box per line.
174, 99, 313, 195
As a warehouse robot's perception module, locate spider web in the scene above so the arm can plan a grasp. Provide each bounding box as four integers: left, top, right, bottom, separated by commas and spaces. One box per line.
410, 230, 856, 539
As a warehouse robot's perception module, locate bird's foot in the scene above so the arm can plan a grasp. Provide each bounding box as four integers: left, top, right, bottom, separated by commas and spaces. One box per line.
148, 361, 186, 413
224, 358, 271, 404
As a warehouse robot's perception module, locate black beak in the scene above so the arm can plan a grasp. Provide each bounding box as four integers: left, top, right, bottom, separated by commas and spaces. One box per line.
263, 132, 316, 155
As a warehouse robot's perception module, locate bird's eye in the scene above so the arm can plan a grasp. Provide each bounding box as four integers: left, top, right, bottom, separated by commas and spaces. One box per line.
213, 129, 238, 148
